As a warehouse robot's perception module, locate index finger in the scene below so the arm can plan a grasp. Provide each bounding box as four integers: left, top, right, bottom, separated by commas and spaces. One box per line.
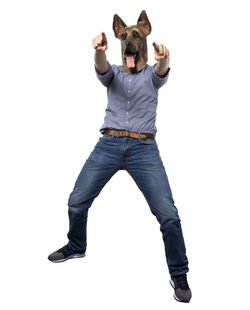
101, 32, 107, 45
152, 42, 159, 53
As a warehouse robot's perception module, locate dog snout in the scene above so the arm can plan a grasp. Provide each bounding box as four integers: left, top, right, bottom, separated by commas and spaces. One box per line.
125, 40, 137, 53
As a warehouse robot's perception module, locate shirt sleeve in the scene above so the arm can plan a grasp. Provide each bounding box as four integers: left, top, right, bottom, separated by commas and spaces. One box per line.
94, 61, 114, 87
151, 64, 170, 89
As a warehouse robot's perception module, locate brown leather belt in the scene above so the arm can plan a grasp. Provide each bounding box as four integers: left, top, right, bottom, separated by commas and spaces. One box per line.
103, 129, 155, 140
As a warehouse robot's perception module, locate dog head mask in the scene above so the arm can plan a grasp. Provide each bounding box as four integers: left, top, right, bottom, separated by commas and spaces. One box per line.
113, 10, 151, 73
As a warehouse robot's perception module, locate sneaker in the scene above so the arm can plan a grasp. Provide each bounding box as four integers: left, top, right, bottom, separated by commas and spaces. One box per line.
48, 244, 85, 263
169, 274, 192, 303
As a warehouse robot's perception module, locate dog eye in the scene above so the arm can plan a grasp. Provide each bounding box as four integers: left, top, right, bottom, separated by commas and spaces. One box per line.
132, 31, 139, 38
120, 32, 127, 40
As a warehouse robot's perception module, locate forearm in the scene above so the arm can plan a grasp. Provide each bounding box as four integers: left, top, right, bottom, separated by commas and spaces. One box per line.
94, 50, 109, 74
154, 58, 170, 77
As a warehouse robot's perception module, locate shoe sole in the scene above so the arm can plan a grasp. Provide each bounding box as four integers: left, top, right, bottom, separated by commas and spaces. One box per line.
169, 279, 190, 303
49, 253, 86, 263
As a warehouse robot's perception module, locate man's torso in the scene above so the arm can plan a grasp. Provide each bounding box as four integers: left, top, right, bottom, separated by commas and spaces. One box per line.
95, 63, 170, 134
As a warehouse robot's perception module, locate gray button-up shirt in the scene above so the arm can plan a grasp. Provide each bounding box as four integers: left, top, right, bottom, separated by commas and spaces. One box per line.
95, 62, 170, 134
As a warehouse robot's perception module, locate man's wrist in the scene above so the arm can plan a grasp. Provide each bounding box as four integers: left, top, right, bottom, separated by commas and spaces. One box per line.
94, 50, 109, 74
154, 60, 170, 77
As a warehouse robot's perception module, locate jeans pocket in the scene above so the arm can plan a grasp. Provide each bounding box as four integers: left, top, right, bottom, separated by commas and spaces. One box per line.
99, 134, 114, 142
139, 138, 156, 145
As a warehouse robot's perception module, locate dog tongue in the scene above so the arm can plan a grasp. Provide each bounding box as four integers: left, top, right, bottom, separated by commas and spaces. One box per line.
126, 55, 135, 68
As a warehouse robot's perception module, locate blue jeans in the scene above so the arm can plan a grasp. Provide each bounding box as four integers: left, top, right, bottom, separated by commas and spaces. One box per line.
67, 131, 189, 276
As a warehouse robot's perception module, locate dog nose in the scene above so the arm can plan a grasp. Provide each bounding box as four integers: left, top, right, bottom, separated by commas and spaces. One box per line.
125, 40, 136, 53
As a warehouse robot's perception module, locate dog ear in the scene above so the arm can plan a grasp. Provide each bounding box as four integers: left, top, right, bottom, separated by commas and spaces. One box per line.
113, 14, 127, 38
137, 10, 151, 36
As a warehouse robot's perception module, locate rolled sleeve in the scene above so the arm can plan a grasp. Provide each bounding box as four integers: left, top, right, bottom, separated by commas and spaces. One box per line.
151, 64, 170, 89
95, 62, 114, 87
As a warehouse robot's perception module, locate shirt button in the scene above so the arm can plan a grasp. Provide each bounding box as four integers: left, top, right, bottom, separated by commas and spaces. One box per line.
128, 90, 130, 93
126, 112, 129, 115
129, 79, 131, 82
127, 101, 130, 104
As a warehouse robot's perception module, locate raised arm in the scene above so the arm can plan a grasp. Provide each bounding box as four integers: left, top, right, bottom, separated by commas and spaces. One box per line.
152, 42, 170, 77
92, 32, 109, 74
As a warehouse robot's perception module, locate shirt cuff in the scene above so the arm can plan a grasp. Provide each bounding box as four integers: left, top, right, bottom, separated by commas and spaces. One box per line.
95, 62, 114, 87
152, 65, 170, 88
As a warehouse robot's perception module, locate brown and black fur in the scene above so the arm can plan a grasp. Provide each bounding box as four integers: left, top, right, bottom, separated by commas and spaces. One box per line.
113, 10, 151, 74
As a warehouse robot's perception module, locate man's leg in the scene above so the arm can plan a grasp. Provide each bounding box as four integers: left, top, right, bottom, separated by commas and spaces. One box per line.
67, 136, 120, 252
126, 140, 189, 276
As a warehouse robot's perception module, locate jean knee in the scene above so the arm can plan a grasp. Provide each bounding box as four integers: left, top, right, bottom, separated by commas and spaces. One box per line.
154, 207, 180, 226
68, 188, 86, 207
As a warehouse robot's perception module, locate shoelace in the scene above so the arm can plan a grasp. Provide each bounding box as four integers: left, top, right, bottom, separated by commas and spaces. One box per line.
173, 274, 189, 290
58, 245, 74, 254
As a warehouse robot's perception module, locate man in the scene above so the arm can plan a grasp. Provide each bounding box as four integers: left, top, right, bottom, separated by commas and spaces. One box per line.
48, 10, 192, 303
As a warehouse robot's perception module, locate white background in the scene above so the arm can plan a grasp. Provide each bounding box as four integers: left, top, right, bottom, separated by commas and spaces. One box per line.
1, 0, 249, 309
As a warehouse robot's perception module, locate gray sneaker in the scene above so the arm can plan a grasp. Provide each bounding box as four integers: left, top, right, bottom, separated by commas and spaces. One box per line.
48, 244, 85, 263
169, 274, 192, 303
